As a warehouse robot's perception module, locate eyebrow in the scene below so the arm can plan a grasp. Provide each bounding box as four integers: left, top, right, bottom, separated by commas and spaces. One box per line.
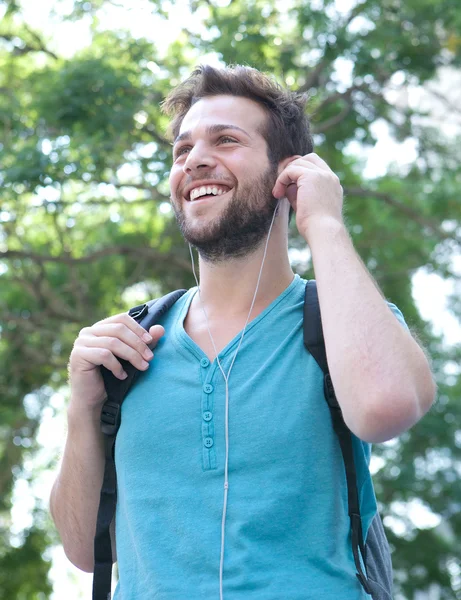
173, 124, 251, 145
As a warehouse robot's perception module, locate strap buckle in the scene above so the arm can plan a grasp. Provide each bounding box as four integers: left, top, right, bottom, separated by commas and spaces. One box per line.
129, 303, 148, 321
100, 400, 121, 436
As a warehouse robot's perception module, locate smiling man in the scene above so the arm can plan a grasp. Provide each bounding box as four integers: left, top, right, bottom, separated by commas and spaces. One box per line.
50, 65, 436, 600
169, 95, 283, 262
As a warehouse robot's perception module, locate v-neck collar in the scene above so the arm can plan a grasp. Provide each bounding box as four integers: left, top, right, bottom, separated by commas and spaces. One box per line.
173, 275, 300, 365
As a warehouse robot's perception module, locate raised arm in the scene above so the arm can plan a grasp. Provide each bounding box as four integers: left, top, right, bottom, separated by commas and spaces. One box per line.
273, 153, 436, 442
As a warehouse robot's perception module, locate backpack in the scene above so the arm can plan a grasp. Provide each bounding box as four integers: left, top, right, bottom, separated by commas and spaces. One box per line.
92, 282, 393, 600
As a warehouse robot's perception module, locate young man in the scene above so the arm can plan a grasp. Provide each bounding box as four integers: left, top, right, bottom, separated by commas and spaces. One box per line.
50, 65, 436, 599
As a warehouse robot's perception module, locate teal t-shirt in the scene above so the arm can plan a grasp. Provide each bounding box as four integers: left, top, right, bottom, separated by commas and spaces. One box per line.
114, 275, 407, 599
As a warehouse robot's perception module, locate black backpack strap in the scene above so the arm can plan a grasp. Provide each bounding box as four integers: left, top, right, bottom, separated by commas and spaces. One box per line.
92, 289, 187, 600
303, 281, 372, 595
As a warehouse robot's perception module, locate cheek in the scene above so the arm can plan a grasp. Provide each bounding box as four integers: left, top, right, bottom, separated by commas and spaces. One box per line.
169, 168, 183, 198
237, 161, 271, 188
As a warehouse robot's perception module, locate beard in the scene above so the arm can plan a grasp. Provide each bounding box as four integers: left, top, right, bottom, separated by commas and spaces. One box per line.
171, 164, 279, 263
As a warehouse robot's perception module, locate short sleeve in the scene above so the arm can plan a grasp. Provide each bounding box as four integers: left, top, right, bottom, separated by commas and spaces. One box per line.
386, 301, 409, 330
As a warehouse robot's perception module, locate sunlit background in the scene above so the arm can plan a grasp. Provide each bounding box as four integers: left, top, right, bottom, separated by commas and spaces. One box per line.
1, 0, 461, 598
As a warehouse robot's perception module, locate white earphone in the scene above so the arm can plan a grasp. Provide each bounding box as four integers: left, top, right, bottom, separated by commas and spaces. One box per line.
189, 199, 281, 599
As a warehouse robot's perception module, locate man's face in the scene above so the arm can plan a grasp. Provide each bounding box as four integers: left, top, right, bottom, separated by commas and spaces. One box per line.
169, 95, 280, 262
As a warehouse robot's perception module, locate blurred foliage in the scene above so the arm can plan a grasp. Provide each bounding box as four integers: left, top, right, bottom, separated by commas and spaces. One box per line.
0, 0, 461, 597
0, 523, 53, 600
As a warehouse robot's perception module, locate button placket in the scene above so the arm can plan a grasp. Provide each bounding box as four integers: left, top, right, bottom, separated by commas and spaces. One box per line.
201, 367, 217, 470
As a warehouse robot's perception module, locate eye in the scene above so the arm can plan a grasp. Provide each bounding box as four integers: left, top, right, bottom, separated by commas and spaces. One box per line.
174, 146, 191, 159
218, 136, 238, 144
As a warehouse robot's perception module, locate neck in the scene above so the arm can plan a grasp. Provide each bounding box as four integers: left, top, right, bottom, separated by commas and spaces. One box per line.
190, 210, 294, 319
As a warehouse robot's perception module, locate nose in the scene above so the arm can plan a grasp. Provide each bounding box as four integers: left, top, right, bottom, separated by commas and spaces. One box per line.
183, 142, 217, 175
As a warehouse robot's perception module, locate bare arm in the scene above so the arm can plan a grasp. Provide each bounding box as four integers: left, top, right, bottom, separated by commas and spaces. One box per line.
274, 153, 436, 443
50, 314, 164, 572
50, 403, 107, 572
305, 216, 436, 443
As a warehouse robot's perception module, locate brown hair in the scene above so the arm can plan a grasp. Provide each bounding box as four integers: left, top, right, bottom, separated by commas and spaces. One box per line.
162, 64, 313, 166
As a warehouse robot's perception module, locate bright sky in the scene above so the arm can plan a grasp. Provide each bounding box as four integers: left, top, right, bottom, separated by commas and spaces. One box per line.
6, 0, 461, 597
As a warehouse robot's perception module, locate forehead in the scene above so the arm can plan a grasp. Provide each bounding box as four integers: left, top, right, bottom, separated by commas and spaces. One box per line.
178, 95, 268, 137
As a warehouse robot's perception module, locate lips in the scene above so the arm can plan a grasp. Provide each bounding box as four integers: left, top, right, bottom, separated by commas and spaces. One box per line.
191, 185, 232, 202
181, 180, 234, 202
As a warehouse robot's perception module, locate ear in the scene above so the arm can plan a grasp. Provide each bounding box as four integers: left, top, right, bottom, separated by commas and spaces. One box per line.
277, 155, 301, 176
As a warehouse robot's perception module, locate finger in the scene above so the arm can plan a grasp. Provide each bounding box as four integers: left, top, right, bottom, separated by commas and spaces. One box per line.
285, 182, 298, 207
147, 325, 165, 344
77, 346, 130, 380
272, 165, 311, 199
85, 322, 154, 357
288, 158, 341, 187
99, 312, 155, 344
303, 153, 333, 172
284, 156, 324, 173
285, 153, 332, 173
76, 334, 151, 371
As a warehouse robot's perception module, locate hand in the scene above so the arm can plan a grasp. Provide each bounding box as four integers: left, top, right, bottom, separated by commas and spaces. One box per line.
68, 313, 165, 411
272, 153, 344, 239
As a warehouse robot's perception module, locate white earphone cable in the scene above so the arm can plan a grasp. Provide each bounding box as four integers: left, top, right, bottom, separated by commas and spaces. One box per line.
188, 199, 280, 600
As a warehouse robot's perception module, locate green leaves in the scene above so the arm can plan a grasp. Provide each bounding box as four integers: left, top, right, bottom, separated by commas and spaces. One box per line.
1, 0, 460, 597
0, 524, 53, 600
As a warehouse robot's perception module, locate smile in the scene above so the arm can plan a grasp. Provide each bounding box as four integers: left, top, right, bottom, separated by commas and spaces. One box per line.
188, 185, 231, 201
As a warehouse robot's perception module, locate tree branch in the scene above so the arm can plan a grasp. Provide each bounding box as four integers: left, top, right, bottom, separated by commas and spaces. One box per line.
312, 100, 353, 133
140, 124, 171, 147
41, 196, 162, 208
108, 182, 170, 199
0, 307, 62, 336
296, 0, 374, 96
344, 186, 461, 246
297, 58, 330, 94
0, 32, 58, 60
425, 86, 461, 118
310, 83, 370, 117
42, 183, 170, 207
1, 246, 191, 271
22, 22, 59, 59
8, 272, 78, 321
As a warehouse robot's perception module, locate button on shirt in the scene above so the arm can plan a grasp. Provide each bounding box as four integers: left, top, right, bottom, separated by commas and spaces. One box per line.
114, 276, 408, 600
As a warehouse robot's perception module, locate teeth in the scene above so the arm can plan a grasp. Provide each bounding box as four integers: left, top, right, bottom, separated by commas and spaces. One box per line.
189, 185, 228, 201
